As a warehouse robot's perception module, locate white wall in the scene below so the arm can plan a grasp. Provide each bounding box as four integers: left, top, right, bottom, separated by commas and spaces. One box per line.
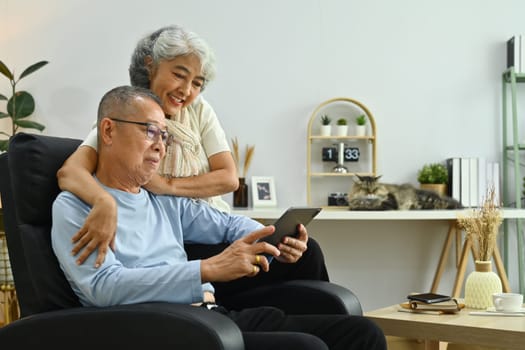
1, 0, 524, 311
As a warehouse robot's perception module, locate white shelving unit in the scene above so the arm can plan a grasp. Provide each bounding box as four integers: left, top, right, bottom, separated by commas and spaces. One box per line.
306, 97, 377, 209
501, 67, 525, 293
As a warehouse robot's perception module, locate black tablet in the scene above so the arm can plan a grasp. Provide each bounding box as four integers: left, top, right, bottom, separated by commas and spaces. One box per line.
261, 207, 322, 247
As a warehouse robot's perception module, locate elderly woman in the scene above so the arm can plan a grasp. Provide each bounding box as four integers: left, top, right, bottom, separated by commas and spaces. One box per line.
57, 25, 329, 300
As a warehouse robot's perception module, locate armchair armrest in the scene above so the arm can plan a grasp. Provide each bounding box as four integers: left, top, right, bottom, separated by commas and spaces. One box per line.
221, 280, 363, 316
0, 303, 244, 349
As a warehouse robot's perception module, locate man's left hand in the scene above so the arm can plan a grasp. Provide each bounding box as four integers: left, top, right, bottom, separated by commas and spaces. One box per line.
274, 224, 308, 263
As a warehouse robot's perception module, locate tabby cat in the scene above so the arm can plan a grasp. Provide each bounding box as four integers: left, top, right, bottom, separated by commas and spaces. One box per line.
347, 175, 462, 210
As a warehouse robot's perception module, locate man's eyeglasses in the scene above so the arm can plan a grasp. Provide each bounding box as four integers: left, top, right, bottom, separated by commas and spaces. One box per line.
109, 118, 173, 146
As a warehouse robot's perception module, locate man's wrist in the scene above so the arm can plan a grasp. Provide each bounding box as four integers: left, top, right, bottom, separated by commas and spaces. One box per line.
200, 302, 219, 310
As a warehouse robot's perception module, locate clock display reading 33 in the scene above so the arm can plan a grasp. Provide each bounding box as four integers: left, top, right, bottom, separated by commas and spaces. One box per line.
322, 147, 360, 162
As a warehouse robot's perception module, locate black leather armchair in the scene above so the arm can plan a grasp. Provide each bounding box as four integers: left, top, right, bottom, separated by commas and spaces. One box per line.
0, 132, 362, 347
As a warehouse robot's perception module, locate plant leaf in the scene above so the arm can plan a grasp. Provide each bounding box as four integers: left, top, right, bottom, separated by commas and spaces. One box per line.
19, 60, 49, 80
0, 60, 14, 81
7, 91, 35, 119
14, 119, 45, 131
0, 94, 7, 101
0, 112, 9, 119
0, 140, 9, 152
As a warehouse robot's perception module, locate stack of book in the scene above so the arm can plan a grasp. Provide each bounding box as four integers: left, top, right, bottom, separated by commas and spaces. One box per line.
446, 157, 500, 208
399, 298, 464, 315
507, 35, 525, 73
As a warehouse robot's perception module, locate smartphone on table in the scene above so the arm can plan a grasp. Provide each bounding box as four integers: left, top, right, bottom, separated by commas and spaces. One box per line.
260, 207, 322, 247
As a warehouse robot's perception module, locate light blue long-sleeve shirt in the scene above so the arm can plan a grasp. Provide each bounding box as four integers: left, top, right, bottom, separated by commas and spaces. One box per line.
51, 183, 263, 307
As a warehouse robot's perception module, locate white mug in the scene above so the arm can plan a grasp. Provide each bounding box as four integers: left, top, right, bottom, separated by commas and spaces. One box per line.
492, 293, 523, 312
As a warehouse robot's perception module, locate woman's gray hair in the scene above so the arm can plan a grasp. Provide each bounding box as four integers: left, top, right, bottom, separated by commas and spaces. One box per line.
129, 25, 216, 91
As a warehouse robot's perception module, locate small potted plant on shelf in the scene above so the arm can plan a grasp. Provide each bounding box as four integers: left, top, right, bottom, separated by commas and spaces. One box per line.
320, 114, 331, 136
355, 114, 367, 136
335, 117, 348, 137
417, 162, 448, 196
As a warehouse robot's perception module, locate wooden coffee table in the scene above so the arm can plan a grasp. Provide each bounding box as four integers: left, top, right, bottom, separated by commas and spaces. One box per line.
365, 304, 525, 350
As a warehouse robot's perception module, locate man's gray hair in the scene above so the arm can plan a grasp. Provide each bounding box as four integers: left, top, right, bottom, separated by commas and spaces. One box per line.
97, 85, 162, 124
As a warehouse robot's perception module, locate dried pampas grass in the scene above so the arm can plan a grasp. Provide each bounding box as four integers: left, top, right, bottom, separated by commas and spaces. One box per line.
231, 137, 255, 178
457, 187, 502, 261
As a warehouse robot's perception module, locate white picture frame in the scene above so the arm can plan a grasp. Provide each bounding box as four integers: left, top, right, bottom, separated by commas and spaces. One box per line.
251, 176, 277, 207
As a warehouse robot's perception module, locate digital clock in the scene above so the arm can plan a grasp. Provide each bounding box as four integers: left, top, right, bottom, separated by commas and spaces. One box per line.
322, 147, 360, 162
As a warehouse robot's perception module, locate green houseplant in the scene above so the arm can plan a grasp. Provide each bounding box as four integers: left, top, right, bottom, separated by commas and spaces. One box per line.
335, 118, 348, 137
355, 114, 367, 136
319, 114, 332, 136
417, 162, 448, 196
417, 163, 448, 184
355, 114, 366, 126
321, 114, 332, 125
0, 60, 48, 299
0, 60, 48, 152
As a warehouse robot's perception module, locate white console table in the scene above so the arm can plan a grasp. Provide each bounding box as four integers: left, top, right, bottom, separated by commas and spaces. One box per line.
232, 207, 525, 297
232, 207, 525, 221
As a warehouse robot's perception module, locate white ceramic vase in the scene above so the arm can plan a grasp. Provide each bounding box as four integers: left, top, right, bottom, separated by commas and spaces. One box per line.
464, 260, 502, 309
355, 125, 366, 136
335, 125, 348, 137
320, 125, 331, 136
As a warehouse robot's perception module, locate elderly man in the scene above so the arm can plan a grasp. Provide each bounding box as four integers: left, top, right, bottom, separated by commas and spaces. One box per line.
51, 85, 386, 350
